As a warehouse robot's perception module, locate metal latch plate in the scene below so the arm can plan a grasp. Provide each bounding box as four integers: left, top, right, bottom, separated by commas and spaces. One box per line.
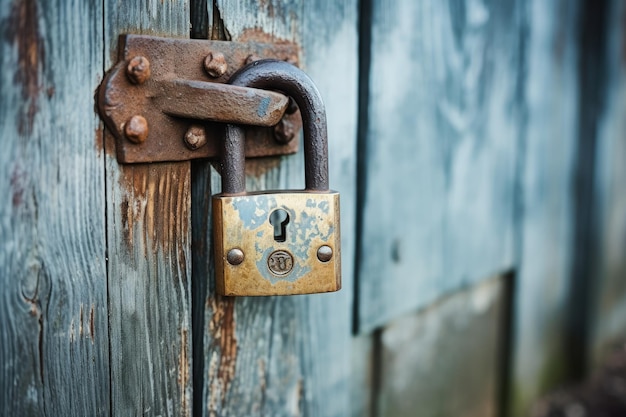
99, 35, 301, 163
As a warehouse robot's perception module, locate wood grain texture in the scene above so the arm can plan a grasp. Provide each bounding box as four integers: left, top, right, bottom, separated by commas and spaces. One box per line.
357, 0, 520, 331
104, 1, 193, 415
510, 1, 582, 415
0, 0, 109, 415
589, 0, 626, 365
377, 277, 505, 417
194, 1, 359, 416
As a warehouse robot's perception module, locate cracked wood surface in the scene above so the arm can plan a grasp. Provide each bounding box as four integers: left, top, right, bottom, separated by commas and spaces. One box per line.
0, 0, 109, 415
193, 1, 358, 416
104, 1, 193, 416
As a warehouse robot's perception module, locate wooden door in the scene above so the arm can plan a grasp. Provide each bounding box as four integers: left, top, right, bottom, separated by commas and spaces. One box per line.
2, 1, 626, 417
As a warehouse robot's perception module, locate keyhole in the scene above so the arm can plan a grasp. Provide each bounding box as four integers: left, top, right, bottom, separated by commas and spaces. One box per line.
269, 209, 289, 242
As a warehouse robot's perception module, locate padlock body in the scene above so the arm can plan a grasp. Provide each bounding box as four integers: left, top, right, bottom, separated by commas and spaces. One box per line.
213, 191, 341, 296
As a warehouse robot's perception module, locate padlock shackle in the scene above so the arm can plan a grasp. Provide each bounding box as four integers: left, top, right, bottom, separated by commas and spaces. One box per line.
221, 60, 329, 194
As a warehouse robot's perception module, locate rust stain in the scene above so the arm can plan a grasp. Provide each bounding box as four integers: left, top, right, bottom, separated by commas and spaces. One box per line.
94, 126, 104, 157
3, 0, 45, 135
117, 163, 190, 256
178, 328, 190, 417
79, 303, 84, 336
238, 27, 300, 50
10, 164, 26, 209
89, 304, 95, 343
207, 296, 238, 409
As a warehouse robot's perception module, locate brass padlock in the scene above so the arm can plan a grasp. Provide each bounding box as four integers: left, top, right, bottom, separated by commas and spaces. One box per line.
212, 60, 341, 296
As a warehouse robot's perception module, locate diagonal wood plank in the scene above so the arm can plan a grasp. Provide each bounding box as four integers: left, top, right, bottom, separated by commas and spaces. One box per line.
0, 0, 109, 415
104, 1, 193, 415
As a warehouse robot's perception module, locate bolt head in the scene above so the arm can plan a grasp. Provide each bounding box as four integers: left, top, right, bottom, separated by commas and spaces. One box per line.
227, 248, 244, 265
124, 115, 149, 144
184, 125, 207, 150
126, 56, 151, 84
273, 117, 298, 144
317, 245, 333, 262
203, 52, 228, 78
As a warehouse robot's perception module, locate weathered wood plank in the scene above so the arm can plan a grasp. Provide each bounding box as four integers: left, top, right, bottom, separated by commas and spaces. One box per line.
103, 1, 193, 415
350, 334, 376, 417
194, 1, 359, 416
589, 0, 626, 366
510, 0, 582, 415
0, 0, 109, 415
377, 277, 506, 417
357, 0, 520, 331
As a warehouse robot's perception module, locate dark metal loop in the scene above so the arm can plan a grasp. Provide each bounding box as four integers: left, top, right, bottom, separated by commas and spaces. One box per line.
221, 59, 329, 194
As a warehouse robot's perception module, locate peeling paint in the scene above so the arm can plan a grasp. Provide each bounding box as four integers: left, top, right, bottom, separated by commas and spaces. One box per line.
207, 297, 238, 413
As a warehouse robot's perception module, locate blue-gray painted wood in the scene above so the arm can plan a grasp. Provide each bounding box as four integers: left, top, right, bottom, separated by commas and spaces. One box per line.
0, 0, 109, 415
194, 1, 359, 416
589, 0, 626, 366
357, 0, 519, 331
104, 1, 193, 416
510, 1, 582, 415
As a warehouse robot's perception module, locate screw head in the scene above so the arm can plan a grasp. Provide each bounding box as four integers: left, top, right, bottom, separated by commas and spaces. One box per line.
126, 56, 151, 84
203, 52, 228, 78
273, 117, 298, 144
124, 115, 149, 144
317, 245, 333, 262
227, 248, 244, 265
184, 125, 207, 150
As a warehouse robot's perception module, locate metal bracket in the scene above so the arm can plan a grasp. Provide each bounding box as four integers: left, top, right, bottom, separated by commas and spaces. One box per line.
98, 35, 301, 164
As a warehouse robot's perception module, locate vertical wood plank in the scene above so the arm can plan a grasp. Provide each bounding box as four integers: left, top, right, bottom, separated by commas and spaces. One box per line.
377, 277, 506, 417
357, 0, 521, 332
195, 1, 359, 416
589, 0, 626, 365
510, 0, 582, 415
0, 0, 109, 415
103, 1, 193, 415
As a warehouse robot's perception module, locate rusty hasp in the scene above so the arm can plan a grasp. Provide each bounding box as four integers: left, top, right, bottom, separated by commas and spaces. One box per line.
98, 35, 302, 163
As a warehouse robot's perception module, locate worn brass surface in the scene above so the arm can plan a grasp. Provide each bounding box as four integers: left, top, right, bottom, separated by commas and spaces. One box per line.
213, 191, 341, 296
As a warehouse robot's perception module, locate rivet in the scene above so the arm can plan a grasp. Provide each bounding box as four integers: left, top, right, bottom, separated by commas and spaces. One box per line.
184, 124, 207, 150
203, 52, 228, 78
273, 117, 297, 144
124, 115, 149, 144
317, 245, 333, 262
126, 56, 151, 84
227, 248, 244, 265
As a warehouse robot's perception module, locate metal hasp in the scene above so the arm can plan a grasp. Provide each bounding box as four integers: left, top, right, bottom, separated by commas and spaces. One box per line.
98, 35, 302, 163
213, 60, 341, 296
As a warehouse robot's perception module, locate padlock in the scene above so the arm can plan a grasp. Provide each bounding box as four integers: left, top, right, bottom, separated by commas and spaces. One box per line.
212, 60, 341, 296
